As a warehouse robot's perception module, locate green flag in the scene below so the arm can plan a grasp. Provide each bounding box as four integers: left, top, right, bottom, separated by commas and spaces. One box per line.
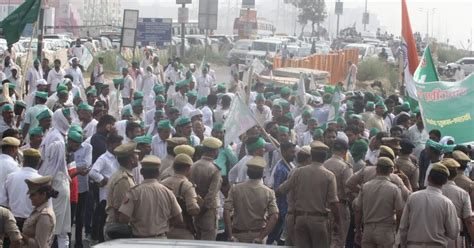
0, 0, 41, 46
404, 45, 439, 111
414, 46, 439, 83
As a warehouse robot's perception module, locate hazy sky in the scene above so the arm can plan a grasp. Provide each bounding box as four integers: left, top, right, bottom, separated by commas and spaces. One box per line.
123, 0, 474, 49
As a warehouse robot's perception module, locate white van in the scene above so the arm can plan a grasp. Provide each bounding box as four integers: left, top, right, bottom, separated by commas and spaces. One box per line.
246, 38, 283, 64
344, 43, 377, 61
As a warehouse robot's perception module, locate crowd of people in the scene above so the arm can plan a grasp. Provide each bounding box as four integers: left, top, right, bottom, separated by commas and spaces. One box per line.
0, 45, 472, 248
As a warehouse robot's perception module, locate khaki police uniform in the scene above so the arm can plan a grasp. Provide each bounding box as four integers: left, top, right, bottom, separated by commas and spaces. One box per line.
395, 154, 419, 190
119, 179, 182, 238
159, 138, 188, 175
22, 176, 56, 248
224, 157, 279, 243
159, 155, 175, 180
278, 141, 338, 248
454, 175, 474, 208
441, 158, 472, 247
323, 154, 353, 247
161, 174, 200, 239
105, 142, 139, 225
355, 157, 404, 248
190, 156, 222, 240
285, 169, 297, 246
0, 207, 21, 247
399, 163, 460, 247
346, 166, 411, 200
118, 155, 182, 238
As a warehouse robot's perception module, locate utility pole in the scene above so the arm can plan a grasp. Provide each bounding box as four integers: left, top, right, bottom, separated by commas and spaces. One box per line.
335, 0, 342, 37
363, 0, 367, 31
181, 3, 185, 58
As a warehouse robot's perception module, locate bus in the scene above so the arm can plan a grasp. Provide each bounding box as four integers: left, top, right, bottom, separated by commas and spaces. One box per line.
233, 9, 275, 40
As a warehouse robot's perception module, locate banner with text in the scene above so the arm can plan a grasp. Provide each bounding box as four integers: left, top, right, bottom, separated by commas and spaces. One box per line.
416, 75, 474, 144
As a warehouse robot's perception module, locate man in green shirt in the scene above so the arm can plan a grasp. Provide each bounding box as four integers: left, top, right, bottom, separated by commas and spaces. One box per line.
212, 122, 238, 195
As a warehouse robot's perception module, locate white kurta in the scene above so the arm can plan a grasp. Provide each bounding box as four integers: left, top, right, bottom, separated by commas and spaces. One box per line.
151, 134, 168, 160
196, 74, 213, 98
1, 167, 41, 218
47, 68, 65, 92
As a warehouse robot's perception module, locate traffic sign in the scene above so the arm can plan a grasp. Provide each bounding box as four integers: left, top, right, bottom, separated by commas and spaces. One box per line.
123, 9, 139, 29
242, 0, 255, 9
176, 0, 192, 4
335, 2, 343, 15
178, 7, 189, 24
198, 0, 218, 30
362, 12, 370, 25
137, 18, 172, 46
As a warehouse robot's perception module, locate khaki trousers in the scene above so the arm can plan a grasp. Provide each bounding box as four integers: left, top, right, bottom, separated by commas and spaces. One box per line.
362, 223, 396, 248
167, 227, 195, 240
284, 213, 296, 246
234, 230, 264, 243
294, 215, 330, 248
194, 208, 217, 240
330, 204, 351, 248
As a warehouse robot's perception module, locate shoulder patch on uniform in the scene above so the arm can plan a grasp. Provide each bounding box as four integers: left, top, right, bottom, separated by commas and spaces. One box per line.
122, 196, 130, 204
212, 162, 221, 171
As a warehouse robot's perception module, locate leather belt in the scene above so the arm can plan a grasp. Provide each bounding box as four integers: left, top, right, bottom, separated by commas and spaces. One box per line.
407, 241, 443, 247
294, 210, 328, 217
233, 228, 262, 234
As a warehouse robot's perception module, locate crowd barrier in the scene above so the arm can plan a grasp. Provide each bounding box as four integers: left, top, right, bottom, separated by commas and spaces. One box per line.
273, 48, 359, 85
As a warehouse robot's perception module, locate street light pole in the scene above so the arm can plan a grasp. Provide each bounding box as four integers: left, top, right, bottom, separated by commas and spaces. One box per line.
364, 0, 367, 31
181, 3, 185, 58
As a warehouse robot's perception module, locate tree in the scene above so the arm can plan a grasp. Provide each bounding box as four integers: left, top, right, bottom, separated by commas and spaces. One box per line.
291, 0, 327, 38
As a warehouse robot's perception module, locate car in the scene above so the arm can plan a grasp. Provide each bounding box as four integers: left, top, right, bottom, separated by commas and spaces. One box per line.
344, 43, 377, 61
246, 38, 284, 64
447, 57, 474, 76
227, 39, 253, 65
375, 46, 396, 64
94, 239, 281, 248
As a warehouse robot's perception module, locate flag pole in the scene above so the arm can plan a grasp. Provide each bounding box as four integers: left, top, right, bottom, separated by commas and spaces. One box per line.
20, 21, 38, 99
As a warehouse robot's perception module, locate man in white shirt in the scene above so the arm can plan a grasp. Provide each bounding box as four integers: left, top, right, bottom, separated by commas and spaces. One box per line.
151, 120, 172, 159
71, 38, 85, 59
121, 68, 134, 105
251, 93, 272, 125
200, 95, 217, 129
93, 57, 105, 85
164, 62, 183, 97
65, 57, 84, 89
47, 59, 65, 94
0, 148, 42, 229
408, 112, 429, 159
26, 59, 43, 95
182, 90, 197, 117
0, 137, 21, 201
78, 103, 98, 139
170, 80, 189, 111
88, 134, 122, 242
140, 50, 153, 70
196, 67, 214, 99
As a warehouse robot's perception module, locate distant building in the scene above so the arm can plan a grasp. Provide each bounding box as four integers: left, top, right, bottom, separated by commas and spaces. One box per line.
0, 0, 122, 36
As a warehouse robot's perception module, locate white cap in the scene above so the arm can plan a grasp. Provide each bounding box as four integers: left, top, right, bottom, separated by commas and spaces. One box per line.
36, 79, 48, 86
190, 109, 203, 119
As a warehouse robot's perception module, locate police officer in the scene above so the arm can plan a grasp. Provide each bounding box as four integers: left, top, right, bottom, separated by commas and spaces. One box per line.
452, 150, 474, 210
440, 158, 474, 246
395, 139, 419, 191
322, 138, 353, 247
399, 163, 459, 247
346, 146, 411, 200
159, 137, 188, 177
160, 144, 195, 181
118, 155, 183, 238
22, 176, 57, 248
277, 141, 340, 248
354, 157, 404, 247
190, 137, 223, 240
161, 153, 200, 239
0, 207, 21, 248
224, 156, 279, 244
104, 142, 139, 239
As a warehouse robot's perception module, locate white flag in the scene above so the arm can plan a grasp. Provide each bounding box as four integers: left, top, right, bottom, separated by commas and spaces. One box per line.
223, 96, 258, 146
252, 58, 265, 75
